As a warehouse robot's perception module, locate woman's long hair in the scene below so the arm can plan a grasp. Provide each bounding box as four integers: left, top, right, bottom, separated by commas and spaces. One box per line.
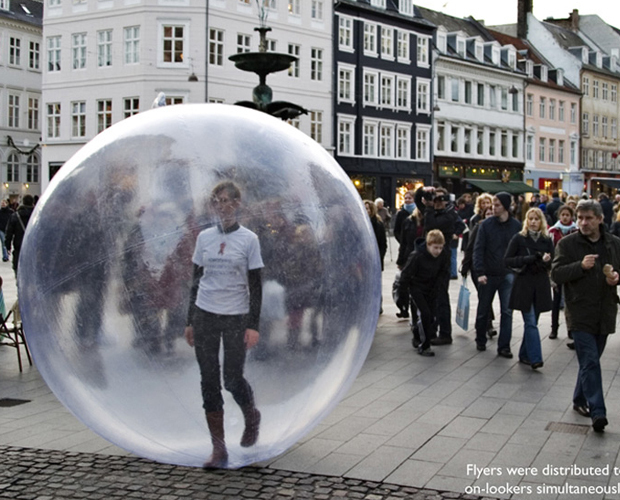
474, 193, 493, 215
520, 207, 549, 238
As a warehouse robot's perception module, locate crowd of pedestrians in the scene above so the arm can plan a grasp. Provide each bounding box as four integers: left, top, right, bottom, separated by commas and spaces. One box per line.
379, 187, 620, 434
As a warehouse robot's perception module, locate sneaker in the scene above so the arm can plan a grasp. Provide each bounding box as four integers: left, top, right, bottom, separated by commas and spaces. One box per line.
592, 416, 608, 433
498, 348, 513, 359
418, 347, 435, 357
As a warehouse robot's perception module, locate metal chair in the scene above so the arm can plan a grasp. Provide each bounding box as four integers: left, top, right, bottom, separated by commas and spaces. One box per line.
0, 299, 32, 372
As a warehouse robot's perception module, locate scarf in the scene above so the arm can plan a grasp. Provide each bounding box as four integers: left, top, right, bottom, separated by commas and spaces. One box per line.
528, 230, 541, 242
551, 220, 577, 235
403, 202, 415, 214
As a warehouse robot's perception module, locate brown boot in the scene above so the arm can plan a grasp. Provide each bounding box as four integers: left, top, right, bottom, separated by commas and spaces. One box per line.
240, 405, 261, 448
203, 411, 228, 469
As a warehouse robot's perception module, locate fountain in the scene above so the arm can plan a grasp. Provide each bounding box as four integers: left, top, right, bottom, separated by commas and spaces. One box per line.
228, 4, 308, 120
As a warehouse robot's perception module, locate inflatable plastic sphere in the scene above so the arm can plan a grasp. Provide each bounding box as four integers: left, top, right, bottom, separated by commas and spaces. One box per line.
19, 104, 381, 468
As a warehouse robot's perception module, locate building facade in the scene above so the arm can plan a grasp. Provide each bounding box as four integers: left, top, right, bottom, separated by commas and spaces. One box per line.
0, 0, 43, 202
334, 0, 435, 210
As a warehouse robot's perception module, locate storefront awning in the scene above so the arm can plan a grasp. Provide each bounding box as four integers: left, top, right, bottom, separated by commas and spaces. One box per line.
464, 179, 539, 194
597, 179, 620, 190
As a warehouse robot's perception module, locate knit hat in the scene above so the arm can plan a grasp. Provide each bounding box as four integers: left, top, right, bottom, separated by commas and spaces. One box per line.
495, 191, 512, 213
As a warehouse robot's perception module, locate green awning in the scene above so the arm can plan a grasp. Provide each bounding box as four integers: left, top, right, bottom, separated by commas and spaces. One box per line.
464, 179, 539, 194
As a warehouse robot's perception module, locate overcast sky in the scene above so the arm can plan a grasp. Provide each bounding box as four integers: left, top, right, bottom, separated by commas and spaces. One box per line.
413, 1, 620, 30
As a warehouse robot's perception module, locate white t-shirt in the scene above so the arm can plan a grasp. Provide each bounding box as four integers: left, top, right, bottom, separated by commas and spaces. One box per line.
192, 224, 264, 315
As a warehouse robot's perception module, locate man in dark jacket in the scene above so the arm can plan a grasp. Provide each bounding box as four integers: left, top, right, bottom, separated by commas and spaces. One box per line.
473, 192, 521, 356
598, 193, 614, 228
545, 191, 563, 225
5, 194, 35, 276
551, 199, 620, 433
0, 199, 14, 261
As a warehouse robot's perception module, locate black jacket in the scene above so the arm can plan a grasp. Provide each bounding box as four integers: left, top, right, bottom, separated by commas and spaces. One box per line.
0, 206, 14, 232
398, 242, 450, 303
396, 214, 421, 268
504, 233, 554, 312
369, 216, 387, 270
5, 205, 34, 253
473, 215, 522, 277
545, 198, 563, 225
551, 227, 620, 335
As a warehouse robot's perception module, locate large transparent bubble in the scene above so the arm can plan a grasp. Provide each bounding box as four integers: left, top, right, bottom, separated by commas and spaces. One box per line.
19, 104, 381, 468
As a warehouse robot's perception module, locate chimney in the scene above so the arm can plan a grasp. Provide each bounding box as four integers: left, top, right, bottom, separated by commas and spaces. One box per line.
518, 0, 533, 39
570, 9, 579, 31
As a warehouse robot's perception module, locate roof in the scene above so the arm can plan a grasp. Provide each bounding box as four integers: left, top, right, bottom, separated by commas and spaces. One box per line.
416, 6, 490, 40
0, 0, 43, 27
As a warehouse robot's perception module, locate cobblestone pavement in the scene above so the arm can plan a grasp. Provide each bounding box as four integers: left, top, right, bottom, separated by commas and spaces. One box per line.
0, 445, 496, 500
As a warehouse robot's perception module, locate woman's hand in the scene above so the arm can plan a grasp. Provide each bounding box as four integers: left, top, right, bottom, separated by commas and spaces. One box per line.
542, 252, 551, 263
245, 329, 260, 349
184, 326, 194, 347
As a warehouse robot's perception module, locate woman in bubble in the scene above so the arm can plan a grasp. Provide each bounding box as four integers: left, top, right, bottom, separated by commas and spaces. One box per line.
504, 207, 553, 370
184, 181, 263, 469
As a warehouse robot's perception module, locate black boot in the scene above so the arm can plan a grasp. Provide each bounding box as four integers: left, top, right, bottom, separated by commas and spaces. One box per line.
203, 411, 228, 469
240, 405, 261, 447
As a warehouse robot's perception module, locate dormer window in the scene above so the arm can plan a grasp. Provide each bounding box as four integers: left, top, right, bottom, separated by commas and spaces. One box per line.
581, 47, 588, 64
370, 0, 386, 8
492, 47, 500, 65
556, 68, 564, 86
436, 30, 447, 54
457, 39, 466, 57
526, 60, 534, 78
540, 65, 548, 82
399, 0, 413, 16
0, 0, 9, 10
475, 42, 483, 61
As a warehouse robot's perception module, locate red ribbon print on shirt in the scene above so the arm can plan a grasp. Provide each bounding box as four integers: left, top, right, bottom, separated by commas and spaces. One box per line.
219, 242, 226, 255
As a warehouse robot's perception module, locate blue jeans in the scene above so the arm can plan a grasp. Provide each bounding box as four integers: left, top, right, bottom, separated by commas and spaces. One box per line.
475, 273, 514, 351
450, 246, 458, 278
519, 306, 542, 364
572, 330, 608, 419
0, 231, 7, 260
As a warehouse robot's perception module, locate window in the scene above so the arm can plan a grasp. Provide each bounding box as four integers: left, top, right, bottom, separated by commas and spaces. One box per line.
436, 122, 445, 151
512, 135, 518, 159
364, 23, 377, 55
583, 76, 589, 96
47, 36, 61, 72
72, 101, 86, 137
29, 41, 40, 70
9, 37, 21, 66
363, 121, 377, 156
526, 94, 533, 116
310, 48, 322, 81
165, 96, 184, 105
583, 112, 589, 135
526, 135, 533, 161
371, 0, 386, 7
612, 84, 618, 103
549, 99, 555, 120
97, 100, 112, 133
416, 127, 430, 161
364, 72, 377, 105
593, 80, 599, 99
338, 118, 353, 155
7, 154, 19, 183
416, 79, 429, 113
539, 138, 545, 162
397, 78, 410, 109
288, 0, 300, 15
339, 16, 353, 51
310, 111, 322, 143
381, 27, 393, 59
396, 126, 410, 159
477, 130, 483, 155
124, 98, 139, 118
72, 33, 87, 69
380, 124, 394, 157
237, 34, 251, 53
559, 140, 565, 164
8, 94, 20, 128
311, 0, 323, 20
208, 28, 224, 66
593, 114, 599, 137
603, 116, 608, 137
464, 81, 472, 104
477, 83, 484, 106
512, 91, 519, 112
288, 44, 299, 77
381, 75, 394, 107
437, 76, 445, 100
28, 97, 39, 130
26, 156, 39, 183
397, 31, 409, 61
162, 25, 185, 63
501, 130, 508, 157
570, 141, 577, 166
559, 101, 565, 121
570, 103, 577, 124
338, 67, 354, 102
464, 128, 472, 154
539, 97, 545, 118
124, 26, 140, 64
399, 0, 413, 16
489, 85, 497, 108
47, 103, 61, 138
549, 139, 555, 162
0, 0, 9, 9
602, 82, 609, 101
96, 30, 113, 67
582, 149, 589, 169
501, 88, 508, 111
450, 126, 459, 152
613, 118, 618, 140
451, 78, 459, 102
417, 37, 429, 65
489, 131, 496, 156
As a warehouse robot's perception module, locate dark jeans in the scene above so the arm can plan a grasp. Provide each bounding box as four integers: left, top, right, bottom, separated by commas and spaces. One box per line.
572, 330, 608, 419
410, 289, 436, 351
551, 284, 562, 332
194, 309, 254, 413
475, 273, 514, 351
519, 306, 542, 364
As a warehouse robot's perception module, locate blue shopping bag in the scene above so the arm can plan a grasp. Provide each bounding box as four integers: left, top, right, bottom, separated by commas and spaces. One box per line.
455, 277, 470, 331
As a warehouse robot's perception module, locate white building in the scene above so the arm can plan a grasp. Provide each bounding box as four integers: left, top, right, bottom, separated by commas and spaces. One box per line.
0, 0, 43, 202
41, 0, 332, 193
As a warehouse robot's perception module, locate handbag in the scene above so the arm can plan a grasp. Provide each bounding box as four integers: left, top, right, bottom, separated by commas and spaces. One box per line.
455, 277, 470, 331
